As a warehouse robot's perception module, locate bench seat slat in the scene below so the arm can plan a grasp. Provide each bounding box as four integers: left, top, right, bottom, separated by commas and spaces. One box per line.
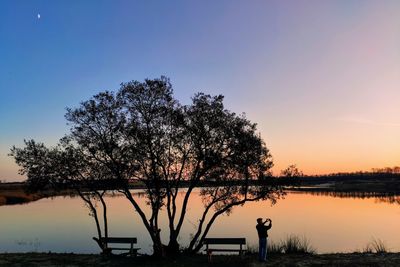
100, 237, 137, 243
204, 238, 246, 245
110, 248, 140, 251
207, 249, 247, 252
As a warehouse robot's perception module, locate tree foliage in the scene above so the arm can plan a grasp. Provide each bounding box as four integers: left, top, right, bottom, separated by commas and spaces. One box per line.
280, 164, 304, 178
11, 77, 283, 256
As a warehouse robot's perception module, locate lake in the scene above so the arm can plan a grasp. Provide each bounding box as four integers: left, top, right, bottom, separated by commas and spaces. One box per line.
0, 190, 399, 254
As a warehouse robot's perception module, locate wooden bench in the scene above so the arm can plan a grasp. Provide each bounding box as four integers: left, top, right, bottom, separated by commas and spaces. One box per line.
203, 238, 247, 262
99, 237, 140, 256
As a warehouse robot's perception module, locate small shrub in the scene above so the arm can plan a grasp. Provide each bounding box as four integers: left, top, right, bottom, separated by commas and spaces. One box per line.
364, 238, 388, 254
267, 240, 283, 254
281, 235, 315, 254
362, 244, 373, 253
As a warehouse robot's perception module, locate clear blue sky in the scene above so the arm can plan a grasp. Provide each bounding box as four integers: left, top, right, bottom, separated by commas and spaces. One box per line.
1, 1, 400, 181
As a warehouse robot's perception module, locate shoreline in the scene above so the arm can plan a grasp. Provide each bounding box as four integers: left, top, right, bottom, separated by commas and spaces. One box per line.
1, 252, 400, 266
1, 178, 400, 206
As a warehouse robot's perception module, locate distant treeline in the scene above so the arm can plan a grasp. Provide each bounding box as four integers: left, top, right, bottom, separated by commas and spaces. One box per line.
371, 166, 400, 174
299, 171, 400, 185
292, 190, 400, 201
295, 169, 400, 193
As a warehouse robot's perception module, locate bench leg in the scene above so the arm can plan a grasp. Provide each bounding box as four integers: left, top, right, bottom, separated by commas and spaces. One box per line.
207, 250, 212, 263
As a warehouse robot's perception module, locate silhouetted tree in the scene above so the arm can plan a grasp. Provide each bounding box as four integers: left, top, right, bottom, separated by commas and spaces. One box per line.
10, 139, 112, 254
280, 164, 303, 178
11, 77, 283, 257
10, 137, 113, 253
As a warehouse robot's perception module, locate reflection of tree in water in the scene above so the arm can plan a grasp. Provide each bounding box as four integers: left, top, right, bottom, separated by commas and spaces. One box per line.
291, 190, 400, 205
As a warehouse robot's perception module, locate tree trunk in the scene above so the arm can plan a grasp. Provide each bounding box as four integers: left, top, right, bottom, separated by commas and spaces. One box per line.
166, 231, 180, 257
152, 229, 165, 258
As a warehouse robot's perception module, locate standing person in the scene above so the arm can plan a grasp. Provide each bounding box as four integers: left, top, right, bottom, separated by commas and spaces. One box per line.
256, 218, 272, 262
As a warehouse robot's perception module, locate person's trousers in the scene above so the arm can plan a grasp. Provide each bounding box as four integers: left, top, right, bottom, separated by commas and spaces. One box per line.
258, 237, 267, 261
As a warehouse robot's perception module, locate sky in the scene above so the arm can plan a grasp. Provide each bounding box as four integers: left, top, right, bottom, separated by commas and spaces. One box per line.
1, 0, 399, 181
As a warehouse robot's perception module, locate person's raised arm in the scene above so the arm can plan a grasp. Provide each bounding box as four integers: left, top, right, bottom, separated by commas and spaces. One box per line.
266, 218, 272, 229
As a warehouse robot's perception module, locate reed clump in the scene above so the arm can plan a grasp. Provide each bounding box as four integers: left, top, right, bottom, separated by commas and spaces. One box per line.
363, 238, 389, 254
280, 234, 316, 254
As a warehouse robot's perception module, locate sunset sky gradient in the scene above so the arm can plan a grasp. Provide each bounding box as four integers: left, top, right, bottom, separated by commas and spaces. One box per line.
1, 1, 399, 181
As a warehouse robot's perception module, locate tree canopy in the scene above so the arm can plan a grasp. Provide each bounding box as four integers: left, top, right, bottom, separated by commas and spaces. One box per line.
11, 77, 283, 256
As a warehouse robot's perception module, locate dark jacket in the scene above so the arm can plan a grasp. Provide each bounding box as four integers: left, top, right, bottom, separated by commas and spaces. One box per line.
256, 223, 272, 238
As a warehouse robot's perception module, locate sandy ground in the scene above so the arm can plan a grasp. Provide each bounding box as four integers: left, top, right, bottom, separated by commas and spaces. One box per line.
1, 252, 400, 267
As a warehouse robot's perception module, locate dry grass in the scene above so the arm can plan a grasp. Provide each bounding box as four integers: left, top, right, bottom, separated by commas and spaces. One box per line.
280, 235, 316, 254
363, 238, 389, 254
267, 241, 283, 254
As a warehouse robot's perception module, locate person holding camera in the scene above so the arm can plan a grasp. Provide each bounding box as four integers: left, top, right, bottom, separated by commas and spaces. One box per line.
256, 217, 272, 262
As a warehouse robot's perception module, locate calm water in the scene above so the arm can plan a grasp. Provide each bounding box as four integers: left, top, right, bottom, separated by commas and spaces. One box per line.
0, 191, 399, 254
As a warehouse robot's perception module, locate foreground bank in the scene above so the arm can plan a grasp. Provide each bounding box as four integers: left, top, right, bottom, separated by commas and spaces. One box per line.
1, 252, 400, 267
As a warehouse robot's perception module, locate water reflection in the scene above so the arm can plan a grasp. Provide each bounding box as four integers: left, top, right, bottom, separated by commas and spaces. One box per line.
0, 191, 399, 254
292, 190, 400, 204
